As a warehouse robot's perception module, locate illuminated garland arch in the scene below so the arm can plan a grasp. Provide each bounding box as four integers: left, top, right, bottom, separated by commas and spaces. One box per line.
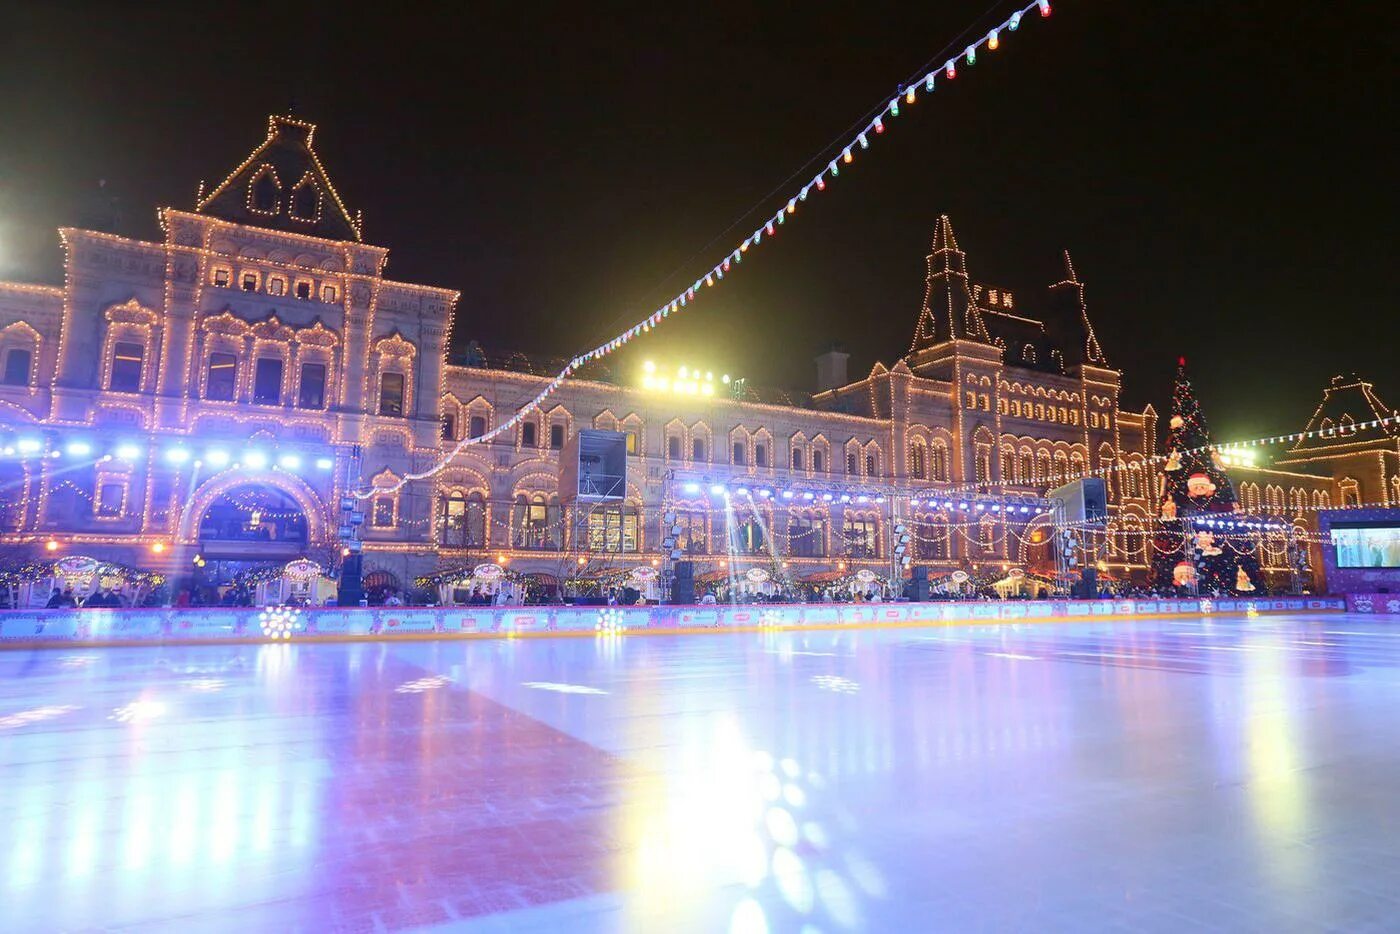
177, 468, 328, 544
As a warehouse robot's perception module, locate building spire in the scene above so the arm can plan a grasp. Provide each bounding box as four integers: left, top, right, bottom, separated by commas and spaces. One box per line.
909, 214, 990, 351
1048, 249, 1106, 366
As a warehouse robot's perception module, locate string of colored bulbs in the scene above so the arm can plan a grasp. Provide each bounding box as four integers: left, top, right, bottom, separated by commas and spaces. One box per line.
360, 0, 1057, 498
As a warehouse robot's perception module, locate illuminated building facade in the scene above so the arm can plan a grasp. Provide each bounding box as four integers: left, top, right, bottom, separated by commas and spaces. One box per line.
1, 117, 1390, 595
0, 116, 458, 590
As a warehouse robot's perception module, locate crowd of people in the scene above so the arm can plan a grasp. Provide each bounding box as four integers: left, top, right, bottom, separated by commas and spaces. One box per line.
43, 586, 132, 608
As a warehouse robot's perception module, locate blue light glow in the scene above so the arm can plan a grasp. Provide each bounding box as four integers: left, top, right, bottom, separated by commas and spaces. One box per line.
315, 457, 334, 470
242, 450, 268, 469
164, 447, 191, 464
206, 449, 230, 467
115, 443, 142, 461
278, 454, 302, 470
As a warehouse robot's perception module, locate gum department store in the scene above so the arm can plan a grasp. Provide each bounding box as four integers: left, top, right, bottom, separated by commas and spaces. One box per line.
0, 116, 1394, 597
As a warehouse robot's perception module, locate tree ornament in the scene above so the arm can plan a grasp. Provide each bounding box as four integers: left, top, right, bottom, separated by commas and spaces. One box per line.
1195, 531, 1222, 557
1235, 567, 1256, 592
1164, 450, 1182, 471
1173, 561, 1196, 587
1186, 472, 1217, 499
1161, 498, 1177, 520
1169, 415, 1184, 430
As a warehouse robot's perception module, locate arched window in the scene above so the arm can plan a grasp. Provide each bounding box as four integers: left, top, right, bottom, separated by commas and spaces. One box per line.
813, 448, 825, 473
251, 171, 279, 213
521, 421, 537, 447
931, 441, 949, 481
439, 491, 486, 547
1019, 449, 1035, 484
1339, 478, 1361, 507
732, 442, 746, 466
791, 447, 803, 470
787, 513, 826, 558
692, 437, 706, 462
291, 180, 319, 220
910, 444, 927, 480
1022, 344, 1037, 364
514, 494, 558, 550
469, 415, 487, 439
847, 451, 859, 475
668, 436, 682, 460
379, 372, 405, 416
1001, 448, 1015, 484
865, 453, 877, 477
917, 514, 949, 560
842, 515, 879, 558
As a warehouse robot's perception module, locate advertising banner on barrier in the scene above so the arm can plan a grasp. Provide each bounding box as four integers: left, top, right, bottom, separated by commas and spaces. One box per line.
170, 611, 241, 636
309, 611, 375, 635
0, 594, 1355, 647
0, 615, 45, 639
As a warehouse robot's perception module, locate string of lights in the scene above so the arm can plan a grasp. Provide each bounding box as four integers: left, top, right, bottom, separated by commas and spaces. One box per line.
925, 413, 1399, 496
359, 0, 1058, 498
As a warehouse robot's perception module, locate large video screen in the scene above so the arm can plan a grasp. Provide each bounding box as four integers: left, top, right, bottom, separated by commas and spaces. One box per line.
1331, 524, 1400, 568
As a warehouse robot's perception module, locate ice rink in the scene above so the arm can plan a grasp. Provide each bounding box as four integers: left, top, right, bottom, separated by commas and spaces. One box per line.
4, 612, 1400, 932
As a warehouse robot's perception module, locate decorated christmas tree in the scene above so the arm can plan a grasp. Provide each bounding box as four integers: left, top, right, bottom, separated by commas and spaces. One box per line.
1150, 358, 1262, 594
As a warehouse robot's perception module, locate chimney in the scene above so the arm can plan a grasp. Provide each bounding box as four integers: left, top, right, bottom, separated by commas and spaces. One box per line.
815, 348, 850, 393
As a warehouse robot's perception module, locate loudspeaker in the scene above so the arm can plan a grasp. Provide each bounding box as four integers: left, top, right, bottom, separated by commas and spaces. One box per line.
671, 560, 695, 604
909, 565, 933, 602
337, 553, 364, 607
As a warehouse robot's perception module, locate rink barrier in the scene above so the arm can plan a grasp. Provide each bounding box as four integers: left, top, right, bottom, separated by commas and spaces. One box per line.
0, 596, 1350, 648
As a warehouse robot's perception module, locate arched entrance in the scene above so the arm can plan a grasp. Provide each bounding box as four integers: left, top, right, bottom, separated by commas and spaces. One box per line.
197, 485, 310, 551
183, 475, 326, 599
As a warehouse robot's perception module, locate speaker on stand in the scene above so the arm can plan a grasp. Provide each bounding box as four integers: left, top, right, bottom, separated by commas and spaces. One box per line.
671, 560, 695, 605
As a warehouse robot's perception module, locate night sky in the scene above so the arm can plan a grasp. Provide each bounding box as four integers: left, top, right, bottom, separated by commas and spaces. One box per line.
1, 2, 1393, 444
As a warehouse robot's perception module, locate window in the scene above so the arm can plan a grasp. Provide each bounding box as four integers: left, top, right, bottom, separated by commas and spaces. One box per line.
668, 436, 682, 460
514, 495, 558, 550
586, 504, 638, 552
788, 514, 826, 557
295, 281, 312, 300
626, 432, 638, 455
550, 423, 565, 449
379, 372, 405, 416
3, 348, 32, 386
467, 415, 486, 439
241, 272, 259, 292
212, 268, 231, 288
674, 511, 707, 555
371, 496, 395, 528
253, 358, 283, 404
292, 183, 319, 220
932, 443, 949, 481
842, 517, 878, 558
267, 276, 286, 297
97, 483, 125, 518
865, 454, 876, 477
439, 492, 486, 547
917, 516, 949, 559
791, 448, 803, 470
755, 443, 767, 467
441, 414, 456, 440
251, 173, 279, 212
692, 438, 706, 462
910, 445, 926, 479
732, 442, 746, 466
733, 518, 764, 554
298, 362, 326, 408
205, 352, 237, 401
813, 450, 824, 473
522, 422, 537, 447
109, 341, 143, 392
847, 452, 858, 475
320, 284, 339, 303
